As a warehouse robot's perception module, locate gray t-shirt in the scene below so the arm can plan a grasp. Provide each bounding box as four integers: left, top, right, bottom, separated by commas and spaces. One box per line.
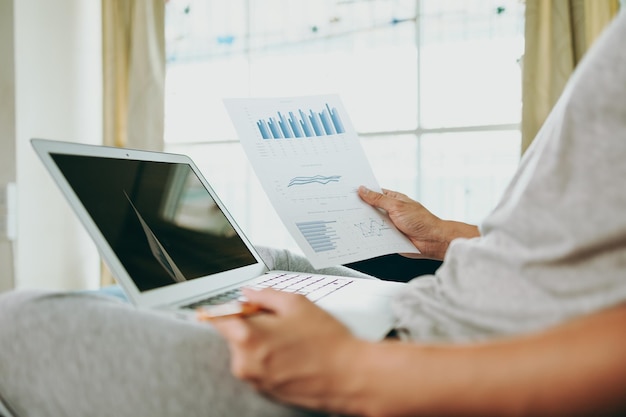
393, 11, 626, 343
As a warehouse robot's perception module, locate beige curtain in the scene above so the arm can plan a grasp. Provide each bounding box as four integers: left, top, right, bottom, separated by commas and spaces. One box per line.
101, 0, 166, 286
102, 0, 165, 151
521, 0, 620, 154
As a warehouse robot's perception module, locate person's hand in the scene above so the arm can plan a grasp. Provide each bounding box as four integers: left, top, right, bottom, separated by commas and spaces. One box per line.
358, 186, 479, 260
210, 287, 367, 413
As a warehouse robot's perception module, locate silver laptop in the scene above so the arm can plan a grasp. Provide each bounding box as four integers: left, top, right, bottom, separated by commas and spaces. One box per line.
32, 138, 405, 341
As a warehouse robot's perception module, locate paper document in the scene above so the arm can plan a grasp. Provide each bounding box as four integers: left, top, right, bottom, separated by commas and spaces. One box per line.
224, 95, 418, 268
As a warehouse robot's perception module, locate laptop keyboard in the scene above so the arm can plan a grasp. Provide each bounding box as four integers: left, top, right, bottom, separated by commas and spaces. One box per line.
184, 272, 354, 309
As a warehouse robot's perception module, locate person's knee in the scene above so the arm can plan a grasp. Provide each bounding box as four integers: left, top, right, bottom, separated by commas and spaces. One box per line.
255, 245, 295, 270
0, 289, 50, 331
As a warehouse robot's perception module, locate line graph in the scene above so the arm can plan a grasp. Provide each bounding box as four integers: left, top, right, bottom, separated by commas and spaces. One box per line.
288, 175, 341, 187
354, 218, 391, 237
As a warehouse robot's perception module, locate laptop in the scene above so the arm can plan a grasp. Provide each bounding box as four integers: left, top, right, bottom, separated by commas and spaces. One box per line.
32, 138, 406, 341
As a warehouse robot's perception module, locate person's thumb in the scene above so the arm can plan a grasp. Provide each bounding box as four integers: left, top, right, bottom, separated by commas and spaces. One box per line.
358, 186, 389, 210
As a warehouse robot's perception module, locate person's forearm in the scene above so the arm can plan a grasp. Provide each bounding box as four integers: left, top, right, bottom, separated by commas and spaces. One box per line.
424, 220, 480, 260
442, 220, 480, 249
446, 220, 480, 241
338, 304, 626, 417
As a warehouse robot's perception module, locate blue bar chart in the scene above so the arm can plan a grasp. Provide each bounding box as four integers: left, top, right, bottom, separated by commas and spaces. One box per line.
296, 220, 339, 253
256, 103, 346, 139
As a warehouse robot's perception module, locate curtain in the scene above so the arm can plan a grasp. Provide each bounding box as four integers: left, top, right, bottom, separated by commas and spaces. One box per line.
521, 0, 620, 154
102, 0, 165, 151
101, 0, 166, 285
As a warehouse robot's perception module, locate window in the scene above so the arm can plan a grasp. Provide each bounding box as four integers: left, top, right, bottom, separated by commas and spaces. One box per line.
164, 0, 524, 253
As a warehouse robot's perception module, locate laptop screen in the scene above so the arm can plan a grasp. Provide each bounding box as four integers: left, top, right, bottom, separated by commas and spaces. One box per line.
50, 153, 257, 292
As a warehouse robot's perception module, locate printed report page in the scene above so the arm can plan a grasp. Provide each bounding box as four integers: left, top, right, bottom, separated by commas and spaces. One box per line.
224, 94, 418, 268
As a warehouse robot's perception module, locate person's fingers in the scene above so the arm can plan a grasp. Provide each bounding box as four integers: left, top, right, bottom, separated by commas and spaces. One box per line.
358, 186, 392, 210
360, 186, 416, 208
241, 287, 309, 315
210, 315, 251, 342
381, 188, 412, 203
211, 318, 266, 381
398, 252, 428, 259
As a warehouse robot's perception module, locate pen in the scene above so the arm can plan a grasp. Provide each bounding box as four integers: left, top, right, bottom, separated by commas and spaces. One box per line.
196, 302, 263, 321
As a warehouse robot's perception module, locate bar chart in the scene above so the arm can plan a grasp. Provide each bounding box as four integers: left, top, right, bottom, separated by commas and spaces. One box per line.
296, 220, 339, 253
256, 103, 346, 139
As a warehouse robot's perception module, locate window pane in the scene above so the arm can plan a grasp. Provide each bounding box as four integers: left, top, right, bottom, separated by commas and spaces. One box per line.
165, 0, 419, 142
249, 48, 418, 133
165, 60, 249, 143
165, 0, 249, 143
419, 0, 524, 128
248, 0, 418, 132
420, 130, 520, 224
361, 134, 419, 193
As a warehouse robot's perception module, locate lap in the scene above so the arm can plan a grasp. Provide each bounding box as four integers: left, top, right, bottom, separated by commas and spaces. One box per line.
0, 247, 369, 416
0, 289, 324, 417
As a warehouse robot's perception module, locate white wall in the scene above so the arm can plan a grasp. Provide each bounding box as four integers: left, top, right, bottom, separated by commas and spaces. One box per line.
14, 0, 103, 289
